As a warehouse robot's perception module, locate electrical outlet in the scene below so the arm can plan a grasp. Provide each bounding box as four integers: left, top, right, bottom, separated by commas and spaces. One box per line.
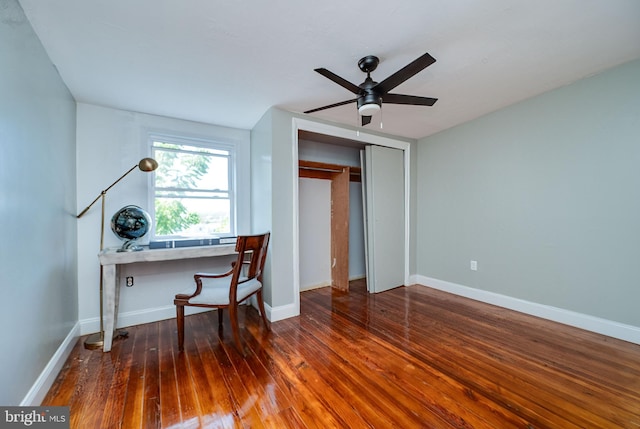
126, 277, 134, 287
470, 260, 478, 271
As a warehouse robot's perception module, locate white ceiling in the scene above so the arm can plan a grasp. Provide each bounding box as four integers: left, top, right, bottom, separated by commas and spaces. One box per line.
18, 0, 640, 140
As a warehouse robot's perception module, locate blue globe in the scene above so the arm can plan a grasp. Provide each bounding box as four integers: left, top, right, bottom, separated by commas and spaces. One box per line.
111, 205, 152, 251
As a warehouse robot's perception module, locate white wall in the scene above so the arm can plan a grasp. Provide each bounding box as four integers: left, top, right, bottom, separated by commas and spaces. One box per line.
76, 103, 250, 333
0, 0, 77, 405
298, 178, 331, 290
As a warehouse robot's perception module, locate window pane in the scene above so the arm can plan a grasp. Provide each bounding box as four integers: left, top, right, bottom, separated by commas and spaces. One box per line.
154, 150, 229, 191
156, 190, 229, 199
154, 141, 229, 157
151, 136, 234, 239
155, 197, 230, 237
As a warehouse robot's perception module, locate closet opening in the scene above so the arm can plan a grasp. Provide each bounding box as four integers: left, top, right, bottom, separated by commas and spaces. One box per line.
297, 130, 366, 293
292, 118, 411, 309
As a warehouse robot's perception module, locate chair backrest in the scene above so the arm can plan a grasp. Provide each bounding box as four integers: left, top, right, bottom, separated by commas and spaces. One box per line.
231, 232, 270, 286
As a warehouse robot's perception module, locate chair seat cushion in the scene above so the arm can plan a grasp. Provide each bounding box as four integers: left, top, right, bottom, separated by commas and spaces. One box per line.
181, 276, 262, 305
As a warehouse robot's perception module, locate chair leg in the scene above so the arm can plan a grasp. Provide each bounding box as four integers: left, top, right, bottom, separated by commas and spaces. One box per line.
256, 289, 270, 331
218, 308, 223, 327
228, 303, 244, 355
176, 304, 185, 352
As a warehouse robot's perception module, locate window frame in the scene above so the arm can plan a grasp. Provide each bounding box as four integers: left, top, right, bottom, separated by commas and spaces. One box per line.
147, 131, 243, 241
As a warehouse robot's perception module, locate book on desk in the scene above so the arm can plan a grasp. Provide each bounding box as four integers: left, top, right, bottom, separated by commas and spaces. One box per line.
149, 236, 237, 249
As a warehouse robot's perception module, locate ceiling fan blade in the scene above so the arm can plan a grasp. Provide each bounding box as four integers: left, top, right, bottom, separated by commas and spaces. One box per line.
314, 68, 361, 94
383, 93, 438, 106
304, 98, 357, 114
361, 115, 372, 126
375, 52, 436, 94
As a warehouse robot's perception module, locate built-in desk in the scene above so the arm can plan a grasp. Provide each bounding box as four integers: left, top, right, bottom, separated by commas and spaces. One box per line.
98, 244, 237, 352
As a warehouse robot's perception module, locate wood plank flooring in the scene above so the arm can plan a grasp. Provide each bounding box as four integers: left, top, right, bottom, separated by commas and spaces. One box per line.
43, 280, 640, 428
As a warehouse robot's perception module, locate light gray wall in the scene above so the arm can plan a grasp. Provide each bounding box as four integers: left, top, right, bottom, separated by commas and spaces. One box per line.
0, 0, 77, 404
267, 108, 299, 308
416, 59, 640, 327
249, 109, 274, 303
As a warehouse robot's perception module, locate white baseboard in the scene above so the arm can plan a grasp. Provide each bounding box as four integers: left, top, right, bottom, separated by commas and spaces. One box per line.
22, 322, 80, 406
300, 276, 365, 292
415, 275, 640, 345
407, 274, 419, 286
79, 305, 212, 335
265, 301, 299, 322
300, 281, 330, 292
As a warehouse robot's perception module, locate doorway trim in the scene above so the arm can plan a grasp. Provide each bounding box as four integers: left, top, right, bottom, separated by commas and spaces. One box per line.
292, 117, 412, 303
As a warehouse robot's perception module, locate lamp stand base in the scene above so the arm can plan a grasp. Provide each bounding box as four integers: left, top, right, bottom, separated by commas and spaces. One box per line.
83, 332, 104, 350
83, 330, 129, 351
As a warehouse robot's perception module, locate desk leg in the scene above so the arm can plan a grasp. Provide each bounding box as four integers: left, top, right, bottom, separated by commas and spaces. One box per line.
114, 267, 121, 330
103, 264, 116, 352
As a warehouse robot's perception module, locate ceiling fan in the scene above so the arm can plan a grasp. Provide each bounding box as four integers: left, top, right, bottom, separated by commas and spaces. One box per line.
304, 52, 438, 126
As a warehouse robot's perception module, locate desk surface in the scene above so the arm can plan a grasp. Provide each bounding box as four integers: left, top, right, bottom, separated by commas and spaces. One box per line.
99, 244, 237, 265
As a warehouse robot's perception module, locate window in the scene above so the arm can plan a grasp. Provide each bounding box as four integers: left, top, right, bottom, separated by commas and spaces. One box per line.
150, 134, 236, 239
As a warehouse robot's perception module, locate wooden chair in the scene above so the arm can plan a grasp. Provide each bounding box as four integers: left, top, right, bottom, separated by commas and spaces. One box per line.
174, 232, 270, 354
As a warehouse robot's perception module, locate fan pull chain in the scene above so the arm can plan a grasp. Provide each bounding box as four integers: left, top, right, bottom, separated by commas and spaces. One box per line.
356, 107, 360, 136
380, 106, 383, 129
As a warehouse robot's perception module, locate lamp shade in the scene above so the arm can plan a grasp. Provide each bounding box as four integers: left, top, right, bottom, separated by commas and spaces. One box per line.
138, 157, 158, 172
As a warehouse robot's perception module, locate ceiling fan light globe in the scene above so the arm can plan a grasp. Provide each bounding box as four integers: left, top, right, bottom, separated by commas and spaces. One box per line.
358, 103, 380, 116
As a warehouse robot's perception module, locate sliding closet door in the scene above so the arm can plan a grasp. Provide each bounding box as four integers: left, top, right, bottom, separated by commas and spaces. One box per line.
362, 145, 405, 293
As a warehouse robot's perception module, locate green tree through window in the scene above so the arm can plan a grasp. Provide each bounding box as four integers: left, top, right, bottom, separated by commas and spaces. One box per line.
152, 137, 233, 238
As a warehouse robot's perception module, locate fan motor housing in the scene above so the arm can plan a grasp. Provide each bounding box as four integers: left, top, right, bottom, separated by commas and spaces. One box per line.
357, 92, 382, 110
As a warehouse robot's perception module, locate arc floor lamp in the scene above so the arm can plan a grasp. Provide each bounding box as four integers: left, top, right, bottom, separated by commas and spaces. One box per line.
77, 157, 158, 350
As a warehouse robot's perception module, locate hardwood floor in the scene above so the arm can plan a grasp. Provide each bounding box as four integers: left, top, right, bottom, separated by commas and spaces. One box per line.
43, 280, 640, 428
